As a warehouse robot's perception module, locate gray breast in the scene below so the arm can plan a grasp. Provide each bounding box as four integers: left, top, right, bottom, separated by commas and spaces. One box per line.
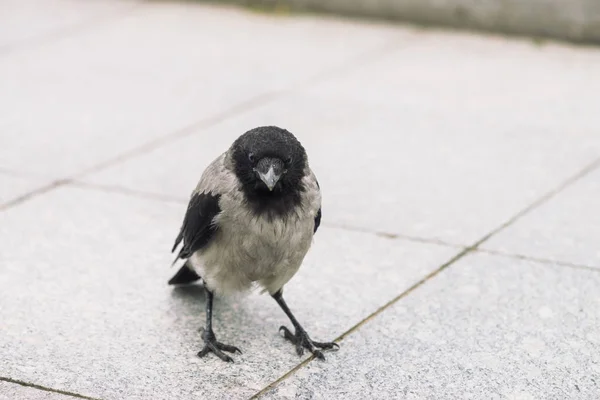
189, 164, 321, 296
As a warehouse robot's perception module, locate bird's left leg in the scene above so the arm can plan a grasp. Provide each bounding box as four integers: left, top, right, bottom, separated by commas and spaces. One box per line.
272, 289, 339, 360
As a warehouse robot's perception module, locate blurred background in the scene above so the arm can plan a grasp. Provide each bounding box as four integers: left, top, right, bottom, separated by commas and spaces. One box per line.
1, 1, 600, 399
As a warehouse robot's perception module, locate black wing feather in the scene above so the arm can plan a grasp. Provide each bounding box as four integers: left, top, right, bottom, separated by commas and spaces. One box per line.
172, 192, 221, 261
313, 177, 321, 234
314, 207, 322, 233
168, 261, 201, 285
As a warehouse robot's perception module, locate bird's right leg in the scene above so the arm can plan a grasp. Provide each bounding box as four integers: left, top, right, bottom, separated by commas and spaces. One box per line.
197, 286, 242, 362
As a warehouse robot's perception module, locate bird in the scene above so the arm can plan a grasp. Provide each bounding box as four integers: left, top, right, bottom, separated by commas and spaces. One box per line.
168, 125, 339, 362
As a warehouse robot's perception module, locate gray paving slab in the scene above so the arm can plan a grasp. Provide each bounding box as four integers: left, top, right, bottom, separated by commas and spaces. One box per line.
296, 33, 600, 245
84, 31, 600, 246
483, 165, 600, 269
0, 2, 404, 179
263, 253, 600, 400
0, 185, 456, 400
0, 0, 135, 52
0, 173, 47, 205
0, 381, 75, 400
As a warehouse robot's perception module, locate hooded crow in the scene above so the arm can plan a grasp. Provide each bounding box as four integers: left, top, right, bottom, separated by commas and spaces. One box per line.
169, 126, 338, 362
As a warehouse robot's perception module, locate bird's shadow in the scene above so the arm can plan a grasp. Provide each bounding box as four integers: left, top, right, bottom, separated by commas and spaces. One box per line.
169, 283, 207, 304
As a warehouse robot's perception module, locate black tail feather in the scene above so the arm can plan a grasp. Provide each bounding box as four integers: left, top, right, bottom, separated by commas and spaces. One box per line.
168, 263, 201, 285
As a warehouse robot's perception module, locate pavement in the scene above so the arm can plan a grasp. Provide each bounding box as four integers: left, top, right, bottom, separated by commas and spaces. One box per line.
1, 1, 600, 399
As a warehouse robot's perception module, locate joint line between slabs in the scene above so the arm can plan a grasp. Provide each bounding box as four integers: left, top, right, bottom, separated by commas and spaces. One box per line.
0, 39, 404, 213
476, 248, 600, 273
250, 155, 600, 398
53, 180, 472, 250
0, 179, 72, 212
0, 377, 103, 400
249, 246, 473, 399
469, 156, 600, 248
73, 37, 407, 180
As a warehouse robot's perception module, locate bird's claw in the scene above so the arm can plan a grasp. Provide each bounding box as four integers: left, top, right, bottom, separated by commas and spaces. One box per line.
198, 329, 242, 363
279, 325, 339, 360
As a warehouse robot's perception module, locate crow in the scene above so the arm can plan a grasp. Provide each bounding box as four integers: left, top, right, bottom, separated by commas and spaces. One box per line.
169, 126, 338, 362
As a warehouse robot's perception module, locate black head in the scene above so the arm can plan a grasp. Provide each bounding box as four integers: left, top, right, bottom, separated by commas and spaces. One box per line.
230, 126, 308, 216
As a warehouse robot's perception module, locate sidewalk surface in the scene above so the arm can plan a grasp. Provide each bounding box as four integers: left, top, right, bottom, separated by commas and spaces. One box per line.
1, 1, 600, 399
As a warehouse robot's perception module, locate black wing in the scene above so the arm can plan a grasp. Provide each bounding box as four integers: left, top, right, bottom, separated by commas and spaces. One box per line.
313, 178, 321, 234
314, 207, 322, 233
172, 192, 221, 261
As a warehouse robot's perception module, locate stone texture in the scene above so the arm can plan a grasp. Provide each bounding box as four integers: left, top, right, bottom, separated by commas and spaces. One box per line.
0, 0, 134, 51
483, 166, 600, 269
263, 253, 600, 400
295, 33, 600, 245
2, 1, 600, 398
0, 185, 456, 400
0, 173, 47, 205
85, 31, 600, 246
0, 1, 404, 178
0, 381, 74, 400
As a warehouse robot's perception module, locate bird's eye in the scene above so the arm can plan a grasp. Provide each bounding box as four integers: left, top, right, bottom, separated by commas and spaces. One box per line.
248, 153, 255, 162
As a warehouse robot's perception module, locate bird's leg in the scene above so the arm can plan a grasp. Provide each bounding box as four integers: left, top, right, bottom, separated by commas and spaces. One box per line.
197, 286, 242, 362
272, 290, 339, 360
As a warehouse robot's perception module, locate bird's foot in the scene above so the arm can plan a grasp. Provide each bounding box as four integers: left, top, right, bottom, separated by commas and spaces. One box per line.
279, 326, 339, 360
197, 329, 242, 362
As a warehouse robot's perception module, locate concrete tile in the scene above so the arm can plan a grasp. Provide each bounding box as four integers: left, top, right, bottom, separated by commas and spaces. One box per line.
294, 32, 600, 245
264, 253, 600, 400
0, 185, 456, 400
0, 2, 404, 178
483, 166, 600, 269
0, 381, 74, 400
84, 44, 600, 245
0, 173, 47, 205
0, 0, 134, 51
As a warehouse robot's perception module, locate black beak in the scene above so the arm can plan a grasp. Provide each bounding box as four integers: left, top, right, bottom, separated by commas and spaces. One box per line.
254, 157, 284, 191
